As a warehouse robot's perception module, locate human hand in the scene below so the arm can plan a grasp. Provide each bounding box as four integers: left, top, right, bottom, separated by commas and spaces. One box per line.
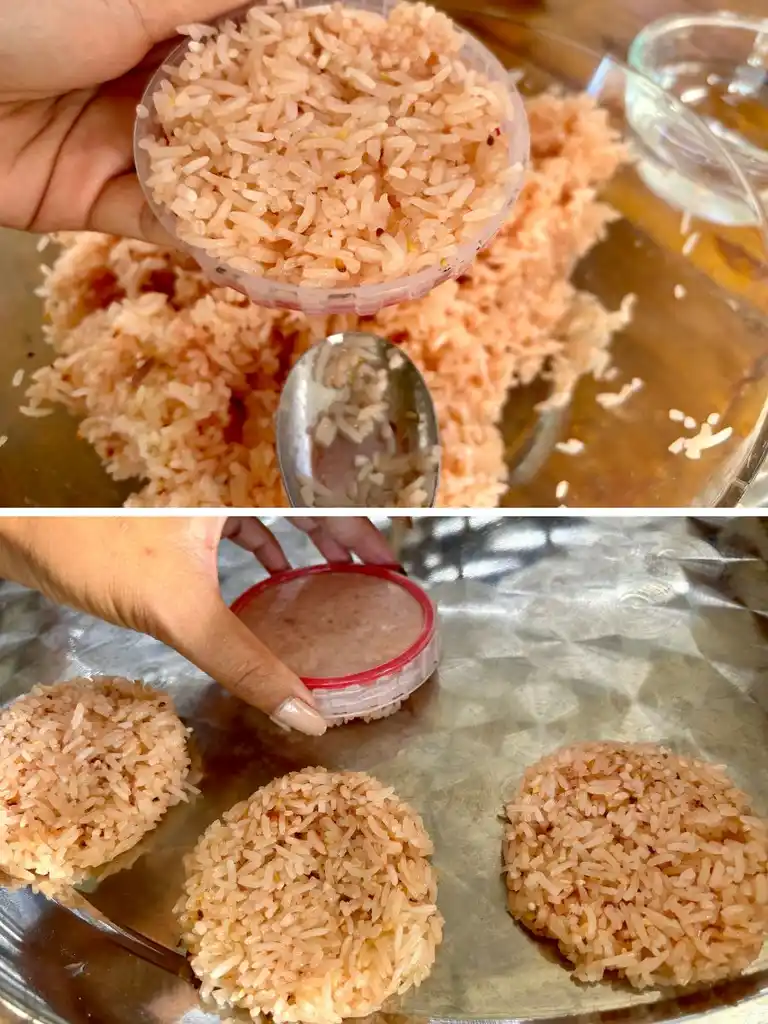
0, 0, 239, 241
0, 516, 397, 735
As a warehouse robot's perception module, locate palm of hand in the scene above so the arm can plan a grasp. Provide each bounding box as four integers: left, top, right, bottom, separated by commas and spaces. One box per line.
0, 0, 232, 240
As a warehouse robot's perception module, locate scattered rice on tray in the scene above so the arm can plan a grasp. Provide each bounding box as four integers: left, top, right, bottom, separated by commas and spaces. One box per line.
595, 375, 643, 410
25, 92, 631, 507
177, 767, 443, 1024
670, 422, 734, 461
682, 232, 701, 257
0, 677, 193, 888
554, 438, 584, 456
503, 741, 768, 989
139, 1, 516, 288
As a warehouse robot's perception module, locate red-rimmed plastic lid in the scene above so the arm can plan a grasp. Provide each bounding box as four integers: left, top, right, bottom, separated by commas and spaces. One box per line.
231, 564, 436, 690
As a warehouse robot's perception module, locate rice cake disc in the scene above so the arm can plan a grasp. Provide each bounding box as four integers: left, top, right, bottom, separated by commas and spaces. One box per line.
177, 767, 443, 1024
503, 742, 768, 988
0, 676, 192, 887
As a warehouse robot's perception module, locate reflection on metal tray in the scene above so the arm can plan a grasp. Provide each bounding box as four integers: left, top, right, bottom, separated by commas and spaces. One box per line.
2, 517, 768, 1024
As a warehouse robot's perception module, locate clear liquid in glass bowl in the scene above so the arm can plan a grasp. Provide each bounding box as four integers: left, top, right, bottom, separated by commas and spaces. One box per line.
628, 14, 768, 227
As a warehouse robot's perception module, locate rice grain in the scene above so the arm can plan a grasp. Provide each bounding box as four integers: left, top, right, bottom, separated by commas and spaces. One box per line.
141, 0, 516, 288
503, 742, 768, 989
177, 767, 442, 1024
0, 677, 193, 887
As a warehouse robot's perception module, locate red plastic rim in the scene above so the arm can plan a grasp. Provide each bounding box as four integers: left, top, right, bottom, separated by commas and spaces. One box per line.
231, 563, 436, 690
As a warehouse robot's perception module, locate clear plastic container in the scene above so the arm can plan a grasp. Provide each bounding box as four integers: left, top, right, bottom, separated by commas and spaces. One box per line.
231, 564, 439, 723
133, 0, 529, 316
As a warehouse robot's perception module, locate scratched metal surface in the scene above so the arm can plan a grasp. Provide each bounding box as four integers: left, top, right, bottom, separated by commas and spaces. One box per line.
1, 516, 768, 1023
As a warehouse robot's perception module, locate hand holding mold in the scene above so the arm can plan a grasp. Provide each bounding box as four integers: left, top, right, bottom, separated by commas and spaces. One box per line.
0, 0, 240, 241
0, 516, 394, 735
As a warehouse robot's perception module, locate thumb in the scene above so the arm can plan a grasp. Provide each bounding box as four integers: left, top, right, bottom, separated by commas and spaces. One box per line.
140, 1, 248, 44
160, 586, 327, 737
88, 174, 177, 246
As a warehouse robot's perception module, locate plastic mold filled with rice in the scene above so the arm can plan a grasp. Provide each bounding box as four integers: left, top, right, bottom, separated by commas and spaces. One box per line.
176, 767, 443, 1024
503, 742, 768, 989
232, 564, 439, 723
26, 91, 631, 507
134, 0, 527, 313
0, 677, 193, 888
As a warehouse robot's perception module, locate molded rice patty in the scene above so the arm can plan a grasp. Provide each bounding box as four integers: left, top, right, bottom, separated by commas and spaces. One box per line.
503, 742, 768, 988
0, 677, 192, 886
177, 767, 443, 1024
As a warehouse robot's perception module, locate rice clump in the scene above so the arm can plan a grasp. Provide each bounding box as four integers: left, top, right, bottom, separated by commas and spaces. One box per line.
177, 767, 443, 1024
140, 1, 516, 286
0, 677, 193, 888
25, 92, 631, 507
503, 742, 768, 988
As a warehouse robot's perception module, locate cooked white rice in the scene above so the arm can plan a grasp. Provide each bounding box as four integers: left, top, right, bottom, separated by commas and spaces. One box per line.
503, 742, 768, 989
177, 767, 443, 1024
140, 0, 515, 286
0, 677, 193, 887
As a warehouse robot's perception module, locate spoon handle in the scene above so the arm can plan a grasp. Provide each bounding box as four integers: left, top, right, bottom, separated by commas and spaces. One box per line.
52, 887, 199, 988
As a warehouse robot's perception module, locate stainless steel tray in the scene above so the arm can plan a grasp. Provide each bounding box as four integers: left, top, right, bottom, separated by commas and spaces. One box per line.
1, 516, 768, 1024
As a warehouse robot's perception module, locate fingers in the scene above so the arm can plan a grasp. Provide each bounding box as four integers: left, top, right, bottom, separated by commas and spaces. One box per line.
222, 517, 395, 569
327, 518, 399, 565
289, 517, 398, 566
86, 172, 175, 246
162, 586, 326, 736
223, 518, 290, 574
288, 518, 353, 564
388, 517, 413, 562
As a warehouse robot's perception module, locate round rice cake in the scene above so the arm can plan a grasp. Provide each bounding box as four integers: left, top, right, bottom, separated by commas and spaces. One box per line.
0, 676, 192, 887
177, 767, 443, 1024
503, 742, 768, 989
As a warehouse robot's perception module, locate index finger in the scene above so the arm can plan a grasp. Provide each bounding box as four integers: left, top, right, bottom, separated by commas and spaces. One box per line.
222, 518, 290, 574
289, 517, 397, 567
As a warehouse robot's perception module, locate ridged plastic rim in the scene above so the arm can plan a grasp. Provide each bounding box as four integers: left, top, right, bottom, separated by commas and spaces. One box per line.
231, 563, 436, 689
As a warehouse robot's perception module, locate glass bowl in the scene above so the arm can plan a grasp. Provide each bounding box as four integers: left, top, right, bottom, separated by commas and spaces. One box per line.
628, 13, 768, 227
133, 0, 529, 317
1, 9, 768, 508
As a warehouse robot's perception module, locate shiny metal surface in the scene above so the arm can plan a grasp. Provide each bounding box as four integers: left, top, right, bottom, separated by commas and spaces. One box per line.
276, 332, 440, 507
48, 887, 197, 990
2, 517, 768, 1023
2, 10, 768, 509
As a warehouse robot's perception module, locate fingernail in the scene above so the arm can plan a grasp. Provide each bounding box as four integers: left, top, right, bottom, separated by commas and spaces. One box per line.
270, 697, 327, 736
382, 563, 408, 576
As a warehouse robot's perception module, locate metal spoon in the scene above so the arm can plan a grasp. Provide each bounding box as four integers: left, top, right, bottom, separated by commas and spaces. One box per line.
277, 332, 441, 508
0, 870, 198, 988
